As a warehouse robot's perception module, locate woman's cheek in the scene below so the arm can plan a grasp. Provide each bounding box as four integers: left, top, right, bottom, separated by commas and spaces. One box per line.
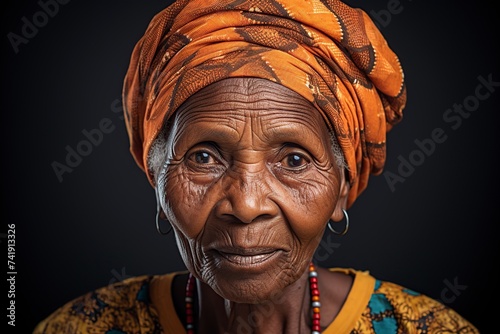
165, 166, 212, 237
284, 172, 338, 239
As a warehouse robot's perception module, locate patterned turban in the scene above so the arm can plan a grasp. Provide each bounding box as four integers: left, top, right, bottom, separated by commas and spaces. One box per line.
122, 0, 406, 208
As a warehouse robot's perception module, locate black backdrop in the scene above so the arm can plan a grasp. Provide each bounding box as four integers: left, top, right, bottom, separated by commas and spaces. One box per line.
2, 1, 499, 333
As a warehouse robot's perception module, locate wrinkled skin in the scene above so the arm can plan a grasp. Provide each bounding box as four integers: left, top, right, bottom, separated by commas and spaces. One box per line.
156, 78, 350, 333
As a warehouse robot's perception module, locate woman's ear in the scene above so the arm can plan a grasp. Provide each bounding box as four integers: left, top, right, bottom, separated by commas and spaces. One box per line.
330, 169, 350, 222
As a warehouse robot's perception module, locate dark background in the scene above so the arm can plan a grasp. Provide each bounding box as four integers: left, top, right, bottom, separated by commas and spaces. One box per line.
2, 1, 498, 333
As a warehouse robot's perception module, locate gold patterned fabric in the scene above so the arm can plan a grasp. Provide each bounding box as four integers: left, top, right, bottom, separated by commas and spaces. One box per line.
33, 269, 479, 333
33, 276, 162, 333
122, 0, 407, 207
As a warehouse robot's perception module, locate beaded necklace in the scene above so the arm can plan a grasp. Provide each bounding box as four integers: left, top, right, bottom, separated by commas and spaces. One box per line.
184, 262, 321, 333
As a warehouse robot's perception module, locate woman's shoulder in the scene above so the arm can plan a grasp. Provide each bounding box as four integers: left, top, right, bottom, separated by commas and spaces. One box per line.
337, 268, 480, 333
33, 274, 164, 334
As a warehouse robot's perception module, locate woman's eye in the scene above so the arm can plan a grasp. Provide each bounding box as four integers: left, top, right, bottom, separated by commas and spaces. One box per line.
191, 151, 217, 164
282, 153, 309, 169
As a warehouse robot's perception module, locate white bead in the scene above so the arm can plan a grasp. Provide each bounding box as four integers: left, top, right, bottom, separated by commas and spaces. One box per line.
312, 301, 321, 308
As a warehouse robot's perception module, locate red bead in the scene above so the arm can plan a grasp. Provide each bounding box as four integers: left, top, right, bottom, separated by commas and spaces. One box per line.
310, 277, 318, 283
313, 313, 320, 319
313, 319, 320, 326
311, 288, 320, 296
310, 283, 318, 290
187, 315, 193, 323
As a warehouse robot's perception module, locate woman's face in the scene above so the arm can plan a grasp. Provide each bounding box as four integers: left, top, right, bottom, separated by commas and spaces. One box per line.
159, 78, 348, 303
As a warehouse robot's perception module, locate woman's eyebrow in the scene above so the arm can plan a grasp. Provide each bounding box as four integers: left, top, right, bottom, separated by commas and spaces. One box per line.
180, 123, 242, 144
263, 120, 324, 142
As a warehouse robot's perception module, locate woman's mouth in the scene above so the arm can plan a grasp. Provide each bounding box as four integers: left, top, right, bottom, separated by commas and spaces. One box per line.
217, 249, 279, 265
210, 246, 284, 267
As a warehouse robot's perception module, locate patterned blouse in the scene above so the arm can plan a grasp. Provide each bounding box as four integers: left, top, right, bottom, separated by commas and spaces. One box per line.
33, 268, 479, 333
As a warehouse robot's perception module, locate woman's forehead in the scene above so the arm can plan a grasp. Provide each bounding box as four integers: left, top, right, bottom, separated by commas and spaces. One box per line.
171, 78, 330, 143
177, 78, 312, 110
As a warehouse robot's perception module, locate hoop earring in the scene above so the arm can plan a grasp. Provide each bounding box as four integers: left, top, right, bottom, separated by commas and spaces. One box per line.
155, 208, 172, 235
327, 209, 349, 236
155, 188, 172, 235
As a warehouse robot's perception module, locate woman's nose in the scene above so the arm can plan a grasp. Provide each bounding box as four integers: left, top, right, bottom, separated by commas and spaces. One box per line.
215, 169, 279, 224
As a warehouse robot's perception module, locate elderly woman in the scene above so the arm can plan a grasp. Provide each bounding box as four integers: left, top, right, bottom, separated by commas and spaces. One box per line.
35, 0, 478, 333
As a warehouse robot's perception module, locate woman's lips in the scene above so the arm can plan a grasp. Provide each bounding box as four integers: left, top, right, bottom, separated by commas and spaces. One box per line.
214, 248, 281, 266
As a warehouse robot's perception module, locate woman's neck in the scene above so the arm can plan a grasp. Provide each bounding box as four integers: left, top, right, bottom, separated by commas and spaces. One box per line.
197, 268, 312, 334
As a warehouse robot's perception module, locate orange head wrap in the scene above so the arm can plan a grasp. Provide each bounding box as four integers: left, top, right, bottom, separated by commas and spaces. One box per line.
122, 0, 406, 208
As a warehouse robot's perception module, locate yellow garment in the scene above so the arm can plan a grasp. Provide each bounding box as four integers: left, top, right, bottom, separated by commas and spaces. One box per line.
33, 269, 479, 333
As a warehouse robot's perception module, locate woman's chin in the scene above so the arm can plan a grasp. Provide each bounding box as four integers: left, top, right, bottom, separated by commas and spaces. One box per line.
211, 279, 280, 304
202, 251, 296, 303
